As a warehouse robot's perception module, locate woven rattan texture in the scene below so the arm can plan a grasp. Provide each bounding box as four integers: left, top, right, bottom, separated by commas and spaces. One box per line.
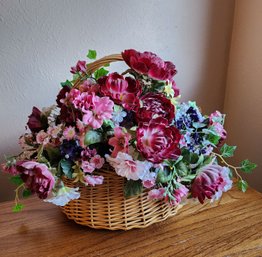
61, 166, 181, 230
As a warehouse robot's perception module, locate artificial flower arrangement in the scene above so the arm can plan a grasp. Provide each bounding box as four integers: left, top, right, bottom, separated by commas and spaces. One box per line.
1, 49, 257, 216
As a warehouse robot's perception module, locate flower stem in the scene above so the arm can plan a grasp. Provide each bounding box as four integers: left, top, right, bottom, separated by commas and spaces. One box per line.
14, 183, 25, 205
213, 152, 243, 181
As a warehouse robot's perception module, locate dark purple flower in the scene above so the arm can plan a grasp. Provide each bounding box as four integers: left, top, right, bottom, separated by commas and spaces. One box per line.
60, 139, 83, 161
56, 86, 71, 107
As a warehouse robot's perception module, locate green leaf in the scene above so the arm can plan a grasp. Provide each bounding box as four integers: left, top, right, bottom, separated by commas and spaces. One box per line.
10, 175, 23, 186
60, 159, 73, 178
176, 161, 188, 176
87, 49, 97, 59
156, 170, 172, 183
240, 159, 257, 173
237, 179, 248, 192
124, 180, 143, 198
84, 130, 103, 146
207, 133, 220, 145
180, 174, 197, 182
12, 203, 24, 213
45, 146, 61, 165
22, 189, 32, 198
60, 80, 72, 88
94, 67, 109, 80
220, 144, 237, 158
189, 154, 204, 169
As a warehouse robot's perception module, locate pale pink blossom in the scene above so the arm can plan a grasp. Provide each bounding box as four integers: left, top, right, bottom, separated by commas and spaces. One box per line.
36, 130, 49, 145
84, 175, 104, 186
90, 155, 105, 169
63, 126, 76, 140
106, 152, 152, 181
47, 125, 62, 139
148, 188, 166, 200
81, 161, 95, 174
108, 127, 131, 157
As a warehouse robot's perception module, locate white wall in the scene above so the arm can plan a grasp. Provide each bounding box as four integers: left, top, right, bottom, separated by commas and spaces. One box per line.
0, 0, 235, 201
224, 0, 262, 192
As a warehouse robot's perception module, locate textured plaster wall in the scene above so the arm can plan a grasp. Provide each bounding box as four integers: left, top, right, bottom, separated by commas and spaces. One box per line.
0, 0, 235, 201
224, 0, 262, 192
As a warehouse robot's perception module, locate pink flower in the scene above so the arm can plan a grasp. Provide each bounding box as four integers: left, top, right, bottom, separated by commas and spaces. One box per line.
82, 95, 114, 129
36, 130, 49, 145
136, 117, 181, 163
108, 127, 131, 157
84, 175, 104, 186
17, 161, 55, 199
122, 49, 177, 81
79, 80, 100, 94
169, 185, 189, 206
191, 165, 232, 204
98, 73, 141, 110
135, 93, 175, 123
63, 126, 76, 140
47, 125, 62, 139
81, 161, 95, 173
106, 152, 153, 181
148, 188, 166, 200
90, 155, 105, 169
70, 60, 86, 74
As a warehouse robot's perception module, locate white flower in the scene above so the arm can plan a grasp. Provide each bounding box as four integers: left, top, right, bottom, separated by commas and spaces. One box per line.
112, 105, 127, 124
44, 187, 80, 206
106, 152, 153, 180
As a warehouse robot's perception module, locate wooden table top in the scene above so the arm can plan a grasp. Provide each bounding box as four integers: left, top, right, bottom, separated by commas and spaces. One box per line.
0, 186, 262, 257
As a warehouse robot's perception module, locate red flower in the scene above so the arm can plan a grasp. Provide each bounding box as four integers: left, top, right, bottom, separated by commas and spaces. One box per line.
27, 107, 47, 133
135, 93, 175, 123
122, 49, 177, 81
136, 118, 181, 163
98, 72, 141, 110
17, 161, 55, 199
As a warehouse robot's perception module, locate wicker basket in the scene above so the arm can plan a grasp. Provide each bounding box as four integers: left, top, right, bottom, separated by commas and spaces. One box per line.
61, 54, 182, 230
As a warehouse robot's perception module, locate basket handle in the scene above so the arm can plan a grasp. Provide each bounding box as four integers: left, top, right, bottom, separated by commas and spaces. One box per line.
73, 53, 123, 88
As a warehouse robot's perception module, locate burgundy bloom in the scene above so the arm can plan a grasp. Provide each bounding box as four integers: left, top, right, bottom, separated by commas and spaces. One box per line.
122, 49, 177, 81
171, 80, 180, 97
135, 93, 175, 123
70, 60, 86, 74
17, 161, 55, 199
56, 86, 71, 107
98, 72, 141, 110
136, 117, 181, 163
191, 165, 232, 204
27, 107, 47, 133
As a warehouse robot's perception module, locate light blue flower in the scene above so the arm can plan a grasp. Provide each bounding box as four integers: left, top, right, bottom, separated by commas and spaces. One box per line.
45, 187, 80, 206
112, 105, 127, 124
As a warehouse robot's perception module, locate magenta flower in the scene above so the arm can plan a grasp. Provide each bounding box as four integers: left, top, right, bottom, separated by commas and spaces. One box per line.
27, 107, 45, 133
108, 127, 131, 157
191, 164, 232, 204
81, 161, 95, 174
136, 117, 181, 163
1, 160, 24, 175
169, 185, 189, 206
135, 93, 175, 123
17, 161, 55, 199
122, 49, 177, 81
70, 60, 86, 74
63, 126, 76, 140
98, 72, 141, 110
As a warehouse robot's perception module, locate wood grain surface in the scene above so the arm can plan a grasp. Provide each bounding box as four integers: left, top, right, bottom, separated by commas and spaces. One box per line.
0, 186, 262, 257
